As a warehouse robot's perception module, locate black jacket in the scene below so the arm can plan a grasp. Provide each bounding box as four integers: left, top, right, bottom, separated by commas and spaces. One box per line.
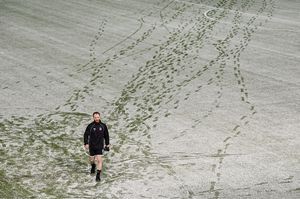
84, 121, 109, 149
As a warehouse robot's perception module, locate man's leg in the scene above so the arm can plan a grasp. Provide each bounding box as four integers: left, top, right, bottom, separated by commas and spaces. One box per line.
89, 155, 95, 163
95, 155, 103, 181
95, 155, 103, 171
89, 156, 96, 174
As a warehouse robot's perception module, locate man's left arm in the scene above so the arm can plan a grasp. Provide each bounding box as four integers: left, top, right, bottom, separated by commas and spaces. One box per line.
104, 124, 110, 147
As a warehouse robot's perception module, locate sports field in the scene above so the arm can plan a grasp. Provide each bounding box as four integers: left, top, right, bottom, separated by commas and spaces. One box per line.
0, 0, 299, 198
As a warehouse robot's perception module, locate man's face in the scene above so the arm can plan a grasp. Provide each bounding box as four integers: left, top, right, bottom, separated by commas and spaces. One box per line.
93, 114, 100, 123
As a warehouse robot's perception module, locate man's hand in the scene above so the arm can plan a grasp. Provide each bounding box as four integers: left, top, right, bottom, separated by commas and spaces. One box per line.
104, 144, 111, 151
84, 144, 89, 150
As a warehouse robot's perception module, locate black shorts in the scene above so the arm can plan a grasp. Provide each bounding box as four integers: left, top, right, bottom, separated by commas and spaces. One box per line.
89, 148, 103, 156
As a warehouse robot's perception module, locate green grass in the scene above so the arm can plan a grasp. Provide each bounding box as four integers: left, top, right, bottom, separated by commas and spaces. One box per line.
0, 170, 33, 198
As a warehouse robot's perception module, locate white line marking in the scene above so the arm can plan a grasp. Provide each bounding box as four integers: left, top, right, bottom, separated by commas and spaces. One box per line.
204, 9, 216, 21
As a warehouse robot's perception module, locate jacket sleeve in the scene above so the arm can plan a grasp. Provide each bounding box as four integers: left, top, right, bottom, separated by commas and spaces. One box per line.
104, 124, 110, 145
84, 124, 90, 145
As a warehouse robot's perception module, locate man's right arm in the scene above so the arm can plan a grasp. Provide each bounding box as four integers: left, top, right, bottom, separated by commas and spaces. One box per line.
84, 124, 90, 147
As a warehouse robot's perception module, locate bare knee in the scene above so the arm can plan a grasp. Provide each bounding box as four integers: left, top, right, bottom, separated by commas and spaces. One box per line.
89, 156, 95, 163
95, 156, 102, 163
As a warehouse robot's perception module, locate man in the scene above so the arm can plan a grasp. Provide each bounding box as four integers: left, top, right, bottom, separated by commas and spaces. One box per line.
84, 112, 110, 182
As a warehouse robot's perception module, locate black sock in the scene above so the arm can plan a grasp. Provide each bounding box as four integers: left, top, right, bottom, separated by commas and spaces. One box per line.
97, 170, 101, 174
91, 163, 96, 167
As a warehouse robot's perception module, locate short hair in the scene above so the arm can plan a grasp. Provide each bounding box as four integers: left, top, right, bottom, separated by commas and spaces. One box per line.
93, 112, 100, 117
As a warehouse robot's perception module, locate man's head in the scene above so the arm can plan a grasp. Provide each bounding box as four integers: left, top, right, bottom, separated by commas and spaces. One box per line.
93, 112, 101, 123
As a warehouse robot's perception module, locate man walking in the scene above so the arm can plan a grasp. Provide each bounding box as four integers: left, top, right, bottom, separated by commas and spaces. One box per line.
84, 112, 110, 181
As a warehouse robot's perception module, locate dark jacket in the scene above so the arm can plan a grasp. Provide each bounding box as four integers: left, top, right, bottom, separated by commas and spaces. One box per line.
84, 121, 109, 149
